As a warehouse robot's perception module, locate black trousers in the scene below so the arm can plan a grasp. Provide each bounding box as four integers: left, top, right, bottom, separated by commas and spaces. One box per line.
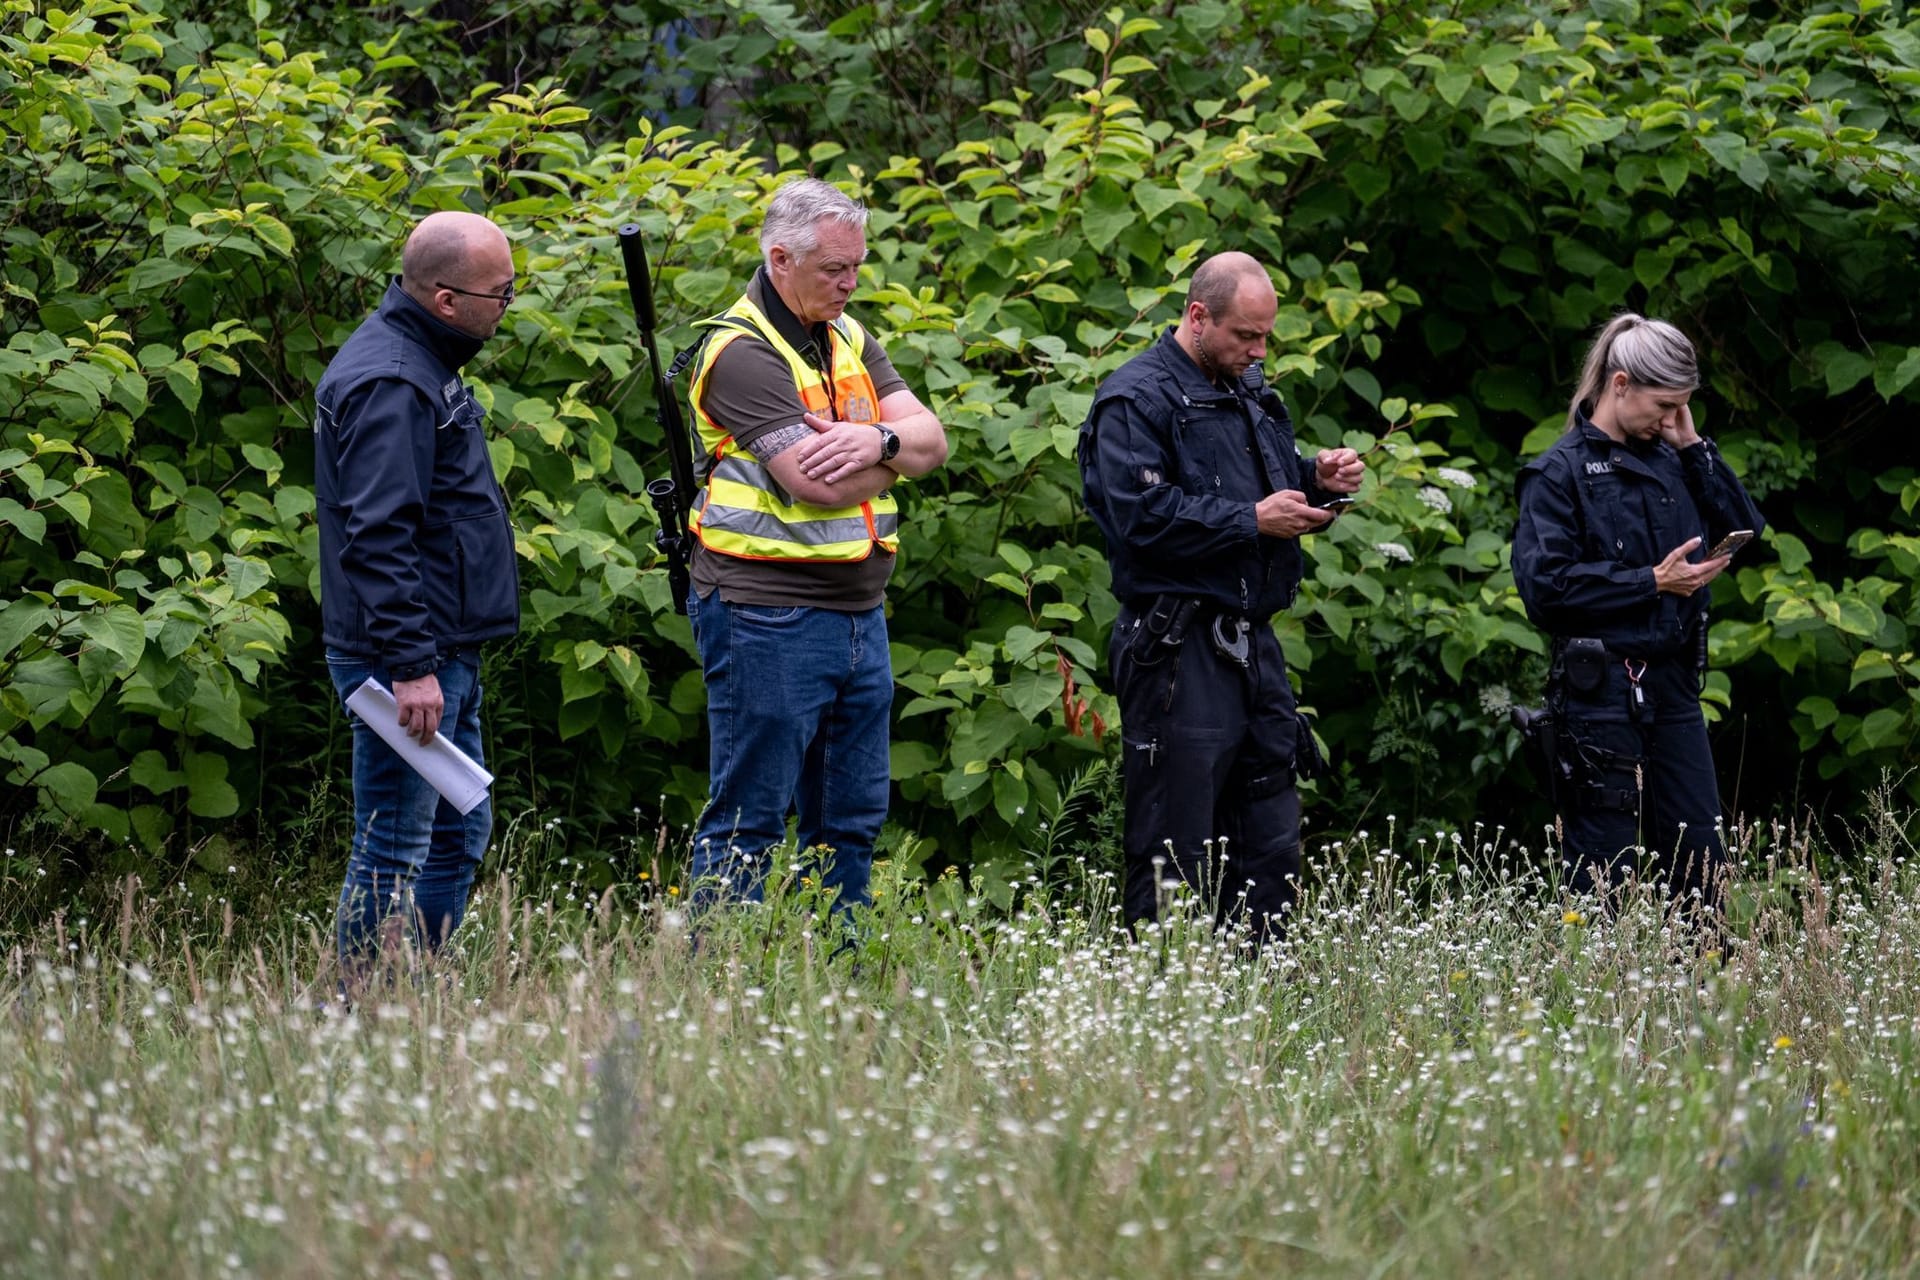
1553, 656, 1727, 908
1111, 603, 1302, 944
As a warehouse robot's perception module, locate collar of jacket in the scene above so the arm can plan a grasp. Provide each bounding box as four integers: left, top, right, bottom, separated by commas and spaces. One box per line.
750, 267, 835, 373
1570, 411, 1614, 451
1148, 325, 1239, 406
1571, 408, 1665, 478
378, 279, 487, 372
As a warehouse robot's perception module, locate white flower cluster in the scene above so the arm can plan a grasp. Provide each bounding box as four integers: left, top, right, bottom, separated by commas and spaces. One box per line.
1375, 541, 1414, 563
1436, 466, 1477, 489
1417, 486, 1453, 513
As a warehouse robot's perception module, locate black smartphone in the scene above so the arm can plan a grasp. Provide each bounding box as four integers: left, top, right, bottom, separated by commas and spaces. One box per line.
1316, 495, 1356, 510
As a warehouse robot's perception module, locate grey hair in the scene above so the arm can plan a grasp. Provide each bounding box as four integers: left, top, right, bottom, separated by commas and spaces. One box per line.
1568, 313, 1700, 429
759, 178, 868, 264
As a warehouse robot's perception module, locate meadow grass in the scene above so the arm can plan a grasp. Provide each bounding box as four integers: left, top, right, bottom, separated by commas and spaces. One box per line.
6, 808, 1920, 1279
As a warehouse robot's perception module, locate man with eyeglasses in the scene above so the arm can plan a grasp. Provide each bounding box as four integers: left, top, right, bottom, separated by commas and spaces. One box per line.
679, 178, 948, 914
313, 210, 521, 984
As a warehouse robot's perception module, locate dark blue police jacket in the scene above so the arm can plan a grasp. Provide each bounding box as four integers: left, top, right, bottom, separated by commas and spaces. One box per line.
1080, 328, 1326, 621
1512, 412, 1764, 661
313, 281, 520, 681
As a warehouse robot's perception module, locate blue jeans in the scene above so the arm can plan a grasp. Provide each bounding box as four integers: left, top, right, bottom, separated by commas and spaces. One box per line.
326, 649, 491, 967
687, 591, 893, 909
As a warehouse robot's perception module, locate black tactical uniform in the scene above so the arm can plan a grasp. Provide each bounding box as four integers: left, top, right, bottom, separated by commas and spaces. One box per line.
1080, 329, 1328, 942
1512, 412, 1764, 903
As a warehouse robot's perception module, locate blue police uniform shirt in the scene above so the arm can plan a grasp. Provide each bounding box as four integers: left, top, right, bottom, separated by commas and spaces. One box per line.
1513, 411, 1764, 661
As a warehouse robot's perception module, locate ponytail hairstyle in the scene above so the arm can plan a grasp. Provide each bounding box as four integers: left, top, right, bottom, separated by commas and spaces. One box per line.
1567, 313, 1699, 430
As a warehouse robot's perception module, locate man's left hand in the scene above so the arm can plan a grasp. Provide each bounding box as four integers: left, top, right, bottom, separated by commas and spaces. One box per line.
794, 411, 883, 485
1315, 447, 1364, 494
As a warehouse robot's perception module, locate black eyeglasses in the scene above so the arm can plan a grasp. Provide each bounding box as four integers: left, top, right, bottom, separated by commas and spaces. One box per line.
435, 279, 517, 304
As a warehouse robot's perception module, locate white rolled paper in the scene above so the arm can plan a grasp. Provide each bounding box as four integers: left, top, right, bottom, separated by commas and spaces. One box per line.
343, 677, 494, 815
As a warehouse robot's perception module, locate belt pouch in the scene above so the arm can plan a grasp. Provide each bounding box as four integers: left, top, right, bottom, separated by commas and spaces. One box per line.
1562, 637, 1607, 696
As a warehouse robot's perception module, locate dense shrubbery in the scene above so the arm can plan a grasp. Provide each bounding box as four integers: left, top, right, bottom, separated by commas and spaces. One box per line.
2, 0, 1916, 893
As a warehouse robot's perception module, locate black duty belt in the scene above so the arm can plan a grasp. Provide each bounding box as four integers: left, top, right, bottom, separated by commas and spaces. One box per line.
1131, 596, 1262, 668
1548, 633, 1702, 668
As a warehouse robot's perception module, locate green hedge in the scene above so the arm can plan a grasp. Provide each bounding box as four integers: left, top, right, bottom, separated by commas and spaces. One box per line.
3, 0, 1916, 889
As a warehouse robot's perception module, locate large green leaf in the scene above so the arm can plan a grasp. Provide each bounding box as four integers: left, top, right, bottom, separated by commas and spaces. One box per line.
1080, 178, 1133, 252
184, 752, 239, 819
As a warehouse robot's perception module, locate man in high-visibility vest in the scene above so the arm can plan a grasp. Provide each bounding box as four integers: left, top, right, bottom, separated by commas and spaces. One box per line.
682, 178, 949, 911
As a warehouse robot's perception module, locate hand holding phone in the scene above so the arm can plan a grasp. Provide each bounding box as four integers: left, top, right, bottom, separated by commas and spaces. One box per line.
1315, 495, 1356, 511
1256, 489, 1337, 537
1705, 529, 1753, 560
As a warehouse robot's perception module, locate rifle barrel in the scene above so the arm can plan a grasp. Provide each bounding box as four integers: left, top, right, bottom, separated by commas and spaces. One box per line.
617, 222, 699, 616
617, 223, 657, 333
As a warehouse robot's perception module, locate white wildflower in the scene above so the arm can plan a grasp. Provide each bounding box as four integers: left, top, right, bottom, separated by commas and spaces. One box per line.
1418, 485, 1453, 513
1436, 466, 1477, 489
1375, 541, 1413, 564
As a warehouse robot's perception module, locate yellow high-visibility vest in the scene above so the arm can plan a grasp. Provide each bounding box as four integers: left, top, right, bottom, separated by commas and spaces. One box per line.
685, 293, 900, 563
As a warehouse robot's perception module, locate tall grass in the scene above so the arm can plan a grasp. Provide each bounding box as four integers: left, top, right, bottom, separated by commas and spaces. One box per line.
5, 801, 1920, 1279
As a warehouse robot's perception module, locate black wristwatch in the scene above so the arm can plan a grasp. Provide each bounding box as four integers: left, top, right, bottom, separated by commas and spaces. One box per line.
873, 424, 901, 462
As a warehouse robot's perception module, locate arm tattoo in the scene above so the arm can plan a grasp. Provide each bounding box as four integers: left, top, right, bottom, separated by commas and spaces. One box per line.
746, 423, 814, 463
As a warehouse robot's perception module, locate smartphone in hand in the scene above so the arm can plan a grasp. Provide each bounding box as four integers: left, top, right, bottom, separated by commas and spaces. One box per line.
1315, 495, 1357, 510
1706, 529, 1754, 560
